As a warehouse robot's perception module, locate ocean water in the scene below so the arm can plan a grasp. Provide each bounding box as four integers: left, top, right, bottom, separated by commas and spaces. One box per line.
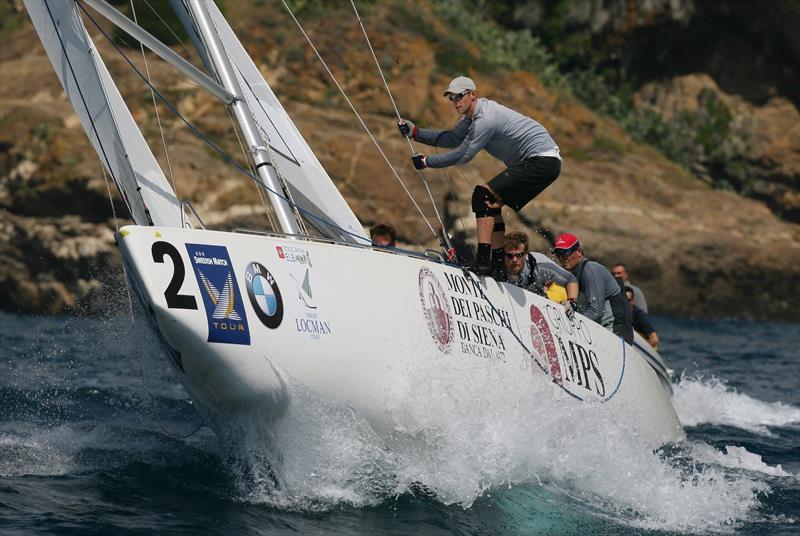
1, 311, 798, 535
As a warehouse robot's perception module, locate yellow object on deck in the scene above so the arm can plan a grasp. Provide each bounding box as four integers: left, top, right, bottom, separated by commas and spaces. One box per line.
546, 283, 567, 303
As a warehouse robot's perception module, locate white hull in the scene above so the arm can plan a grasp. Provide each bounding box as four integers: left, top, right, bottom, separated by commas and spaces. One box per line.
118, 225, 683, 449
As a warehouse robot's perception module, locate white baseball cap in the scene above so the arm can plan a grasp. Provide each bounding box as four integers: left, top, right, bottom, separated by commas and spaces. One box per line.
443, 76, 476, 96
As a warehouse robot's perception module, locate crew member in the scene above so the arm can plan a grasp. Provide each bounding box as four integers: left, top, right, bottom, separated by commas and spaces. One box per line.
398, 76, 561, 276
612, 263, 648, 312
553, 233, 633, 343
626, 286, 659, 350
370, 223, 397, 248
502, 231, 579, 319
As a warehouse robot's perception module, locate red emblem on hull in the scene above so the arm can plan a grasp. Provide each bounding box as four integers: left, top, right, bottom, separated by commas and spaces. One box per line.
418, 267, 454, 353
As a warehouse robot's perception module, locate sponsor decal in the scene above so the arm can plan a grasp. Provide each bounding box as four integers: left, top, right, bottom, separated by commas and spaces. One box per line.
276, 244, 311, 265
295, 315, 332, 339
277, 244, 332, 340
441, 271, 509, 361
530, 302, 625, 401
418, 267, 454, 353
291, 268, 317, 309
186, 244, 250, 345
244, 262, 283, 329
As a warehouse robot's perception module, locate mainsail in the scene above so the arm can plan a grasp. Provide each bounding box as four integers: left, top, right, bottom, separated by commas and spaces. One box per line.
25, 0, 182, 228
200, 1, 367, 244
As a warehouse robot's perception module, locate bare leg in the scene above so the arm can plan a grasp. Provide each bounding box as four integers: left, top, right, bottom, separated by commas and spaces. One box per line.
476, 216, 494, 245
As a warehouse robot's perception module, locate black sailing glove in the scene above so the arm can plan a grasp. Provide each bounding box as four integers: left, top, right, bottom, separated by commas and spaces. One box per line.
398, 119, 417, 139
411, 153, 427, 170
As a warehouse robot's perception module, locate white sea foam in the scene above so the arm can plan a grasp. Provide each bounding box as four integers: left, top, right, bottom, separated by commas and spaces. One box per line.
689, 443, 793, 478
672, 375, 800, 435
220, 355, 778, 533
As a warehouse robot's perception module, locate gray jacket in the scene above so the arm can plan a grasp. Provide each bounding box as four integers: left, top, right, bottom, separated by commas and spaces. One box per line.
626, 282, 648, 312
572, 258, 622, 323
414, 98, 559, 168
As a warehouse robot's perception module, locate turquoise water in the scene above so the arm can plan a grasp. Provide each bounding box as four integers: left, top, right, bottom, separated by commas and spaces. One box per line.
1, 312, 798, 535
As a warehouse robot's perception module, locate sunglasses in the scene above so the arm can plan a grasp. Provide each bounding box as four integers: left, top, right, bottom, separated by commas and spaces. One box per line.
552, 247, 578, 259
448, 91, 470, 102
505, 252, 526, 259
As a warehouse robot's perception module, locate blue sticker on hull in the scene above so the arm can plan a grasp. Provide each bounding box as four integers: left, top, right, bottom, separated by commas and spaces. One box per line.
186, 243, 250, 345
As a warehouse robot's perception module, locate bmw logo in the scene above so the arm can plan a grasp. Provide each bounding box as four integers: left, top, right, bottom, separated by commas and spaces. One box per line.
244, 262, 283, 329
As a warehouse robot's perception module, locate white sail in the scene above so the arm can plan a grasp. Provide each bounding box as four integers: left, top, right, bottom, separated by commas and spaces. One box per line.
203, 1, 367, 244
25, 0, 182, 228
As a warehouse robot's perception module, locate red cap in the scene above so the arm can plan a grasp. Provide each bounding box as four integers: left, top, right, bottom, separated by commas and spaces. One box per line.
553, 233, 580, 251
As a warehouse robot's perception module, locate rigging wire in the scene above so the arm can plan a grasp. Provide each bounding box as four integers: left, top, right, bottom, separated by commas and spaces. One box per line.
141, 0, 198, 61
44, 0, 148, 224
279, 0, 443, 249
226, 107, 278, 231
87, 6, 207, 436
348, 0, 454, 257
130, 0, 179, 198
202, 11, 308, 235
77, 1, 373, 246
359, 0, 473, 259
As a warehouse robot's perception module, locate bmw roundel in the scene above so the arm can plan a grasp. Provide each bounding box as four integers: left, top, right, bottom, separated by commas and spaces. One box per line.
244, 262, 283, 329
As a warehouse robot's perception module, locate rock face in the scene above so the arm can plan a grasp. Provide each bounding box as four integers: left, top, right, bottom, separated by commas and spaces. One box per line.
495, 0, 800, 223
1, 1, 799, 320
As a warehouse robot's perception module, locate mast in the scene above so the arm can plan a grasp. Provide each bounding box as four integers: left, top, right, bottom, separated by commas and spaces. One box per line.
182, 0, 301, 235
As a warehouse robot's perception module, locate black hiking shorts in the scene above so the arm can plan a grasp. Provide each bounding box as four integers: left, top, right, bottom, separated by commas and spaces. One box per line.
487, 156, 561, 212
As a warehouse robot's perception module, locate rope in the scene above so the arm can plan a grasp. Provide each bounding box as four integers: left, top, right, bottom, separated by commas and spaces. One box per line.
360, 0, 472, 259
77, 2, 373, 246
280, 0, 444, 249
130, 0, 179, 197
348, 0, 454, 257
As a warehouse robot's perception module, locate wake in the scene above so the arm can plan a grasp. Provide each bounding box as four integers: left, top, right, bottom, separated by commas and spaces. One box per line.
672, 375, 800, 435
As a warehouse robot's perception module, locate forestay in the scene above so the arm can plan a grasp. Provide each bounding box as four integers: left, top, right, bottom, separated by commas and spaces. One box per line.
25, 0, 182, 228
202, 1, 366, 244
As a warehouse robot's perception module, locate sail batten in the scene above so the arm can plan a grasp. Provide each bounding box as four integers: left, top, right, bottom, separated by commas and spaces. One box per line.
25, 0, 182, 228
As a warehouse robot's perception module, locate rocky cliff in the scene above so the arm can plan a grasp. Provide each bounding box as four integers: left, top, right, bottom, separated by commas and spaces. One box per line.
1, 0, 798, 320
491, 0, 800, 222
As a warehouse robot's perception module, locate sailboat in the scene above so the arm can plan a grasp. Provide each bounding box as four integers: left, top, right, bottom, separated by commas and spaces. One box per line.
24, 0, 683, 462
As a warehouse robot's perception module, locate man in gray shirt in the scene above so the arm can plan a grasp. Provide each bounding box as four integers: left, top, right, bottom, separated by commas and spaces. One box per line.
398, 76, 561, 276
553, 232, 633, 344
612, 263, 648, 312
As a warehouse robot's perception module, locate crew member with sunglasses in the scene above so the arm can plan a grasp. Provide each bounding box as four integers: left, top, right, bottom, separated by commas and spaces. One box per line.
502, 231, 578, 319
552, 233, 633, 344
398, 76, 561, 276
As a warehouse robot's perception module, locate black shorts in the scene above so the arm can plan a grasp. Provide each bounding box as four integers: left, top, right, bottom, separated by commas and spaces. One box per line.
487, 156, 561, 212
